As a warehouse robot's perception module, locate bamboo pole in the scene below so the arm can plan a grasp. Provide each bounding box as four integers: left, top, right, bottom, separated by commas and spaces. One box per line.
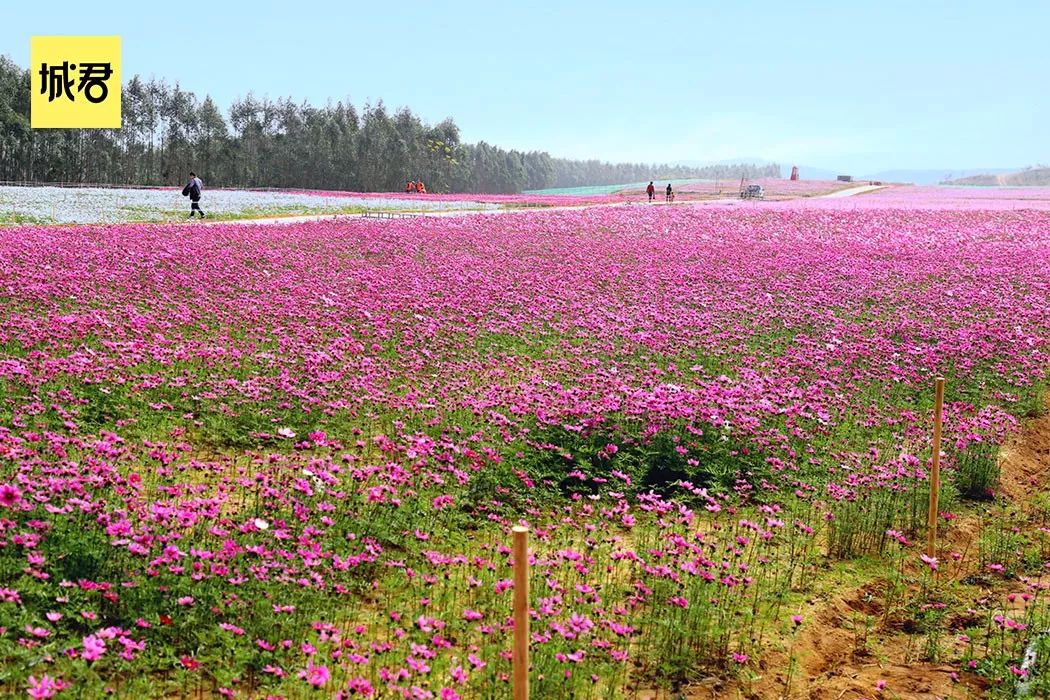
927, 377, 945, 558
512, 526, 530, 700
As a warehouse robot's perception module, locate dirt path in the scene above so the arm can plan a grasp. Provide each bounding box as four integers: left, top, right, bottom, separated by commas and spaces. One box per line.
698, 393, 1050, 699
998, 402, 1050, 505
773, 584, 986, 700
780, 395, 1049, 699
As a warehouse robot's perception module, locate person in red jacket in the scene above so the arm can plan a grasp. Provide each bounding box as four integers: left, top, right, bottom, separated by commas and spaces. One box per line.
405, 180, 416, 193
646, 181, 655, 202
416, 180, 427, 194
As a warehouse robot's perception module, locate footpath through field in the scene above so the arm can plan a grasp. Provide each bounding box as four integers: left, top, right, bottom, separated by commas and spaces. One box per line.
199, 183, 887, 227
819, 183, 886, 198
701, 390, 1050, 700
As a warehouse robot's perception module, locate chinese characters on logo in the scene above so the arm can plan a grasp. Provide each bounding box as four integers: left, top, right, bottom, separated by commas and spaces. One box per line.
39, 61, 114, 103
30, 36, 121, 129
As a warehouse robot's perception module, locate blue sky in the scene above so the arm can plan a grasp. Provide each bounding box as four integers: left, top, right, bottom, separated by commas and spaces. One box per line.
3, 0, 1046, 173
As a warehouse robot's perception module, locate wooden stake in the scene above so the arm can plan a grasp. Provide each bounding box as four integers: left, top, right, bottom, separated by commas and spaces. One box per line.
512, 526, 529, 700
927, 377, 945, 558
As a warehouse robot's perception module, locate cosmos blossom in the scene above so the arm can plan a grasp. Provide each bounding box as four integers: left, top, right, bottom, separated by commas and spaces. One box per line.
0, 193, 1047, 697
0, 483, 22, 507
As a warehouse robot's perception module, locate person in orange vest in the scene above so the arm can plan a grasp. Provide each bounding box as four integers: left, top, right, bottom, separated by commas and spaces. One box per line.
405, 180, 416, 193
416, 180, 427, 194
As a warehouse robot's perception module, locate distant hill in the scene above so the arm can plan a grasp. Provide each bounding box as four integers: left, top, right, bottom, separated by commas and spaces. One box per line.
943, 167, 1050, 186
862, 169, 1014, 185
820, 167, 1018, 184
786, 166, 950, 184
676, 158, 776, 168
674, 160, 1033, 185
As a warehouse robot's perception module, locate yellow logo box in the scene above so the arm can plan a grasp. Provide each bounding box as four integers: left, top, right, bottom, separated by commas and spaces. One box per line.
31, 36, 121, 129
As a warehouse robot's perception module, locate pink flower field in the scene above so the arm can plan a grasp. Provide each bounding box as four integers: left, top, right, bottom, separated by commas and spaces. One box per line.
774, 184, 1050, 211
0, 198, 1049, 698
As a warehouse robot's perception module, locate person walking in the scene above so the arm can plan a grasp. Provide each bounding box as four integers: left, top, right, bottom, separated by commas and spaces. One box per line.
646, 181, 655, 202
182, 172, 205, 219
665, 183, 673, 202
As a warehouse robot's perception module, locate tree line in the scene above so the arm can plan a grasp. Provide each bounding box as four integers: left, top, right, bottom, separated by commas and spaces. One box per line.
0, 56, 779, 193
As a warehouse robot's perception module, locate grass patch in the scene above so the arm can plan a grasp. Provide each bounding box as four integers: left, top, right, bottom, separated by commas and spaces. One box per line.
0, 211, 55, 225
117, 203, 373, 223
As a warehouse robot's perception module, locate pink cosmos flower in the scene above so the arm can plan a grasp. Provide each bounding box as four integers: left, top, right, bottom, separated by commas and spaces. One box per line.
26, 675, 67, 699
82, 635, 106, 662
0, 484, 22, 508
345, 677, 374, 695
298, 662, 330, 688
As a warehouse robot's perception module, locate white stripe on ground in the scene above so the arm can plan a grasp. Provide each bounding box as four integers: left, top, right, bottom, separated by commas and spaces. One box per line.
819, 184, 885, 198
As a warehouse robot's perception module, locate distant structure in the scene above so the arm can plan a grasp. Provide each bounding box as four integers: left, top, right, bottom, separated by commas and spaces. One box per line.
789, 166, 799, 181
837, 175, 853, 183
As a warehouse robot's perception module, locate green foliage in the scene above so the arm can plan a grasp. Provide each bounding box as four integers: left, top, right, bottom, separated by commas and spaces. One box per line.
1013, 382, 1048, 419
953, 442, 1000, 501
511, 419, 770, 499
978, 505, 1034, 576
0, 55, 776, 193
546, 157, 781, 189
0, 211, 52, 225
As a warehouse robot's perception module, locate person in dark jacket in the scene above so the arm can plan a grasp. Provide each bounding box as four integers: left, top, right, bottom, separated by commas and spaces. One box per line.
665, 183, 673, 202
182, 172, 205, 218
